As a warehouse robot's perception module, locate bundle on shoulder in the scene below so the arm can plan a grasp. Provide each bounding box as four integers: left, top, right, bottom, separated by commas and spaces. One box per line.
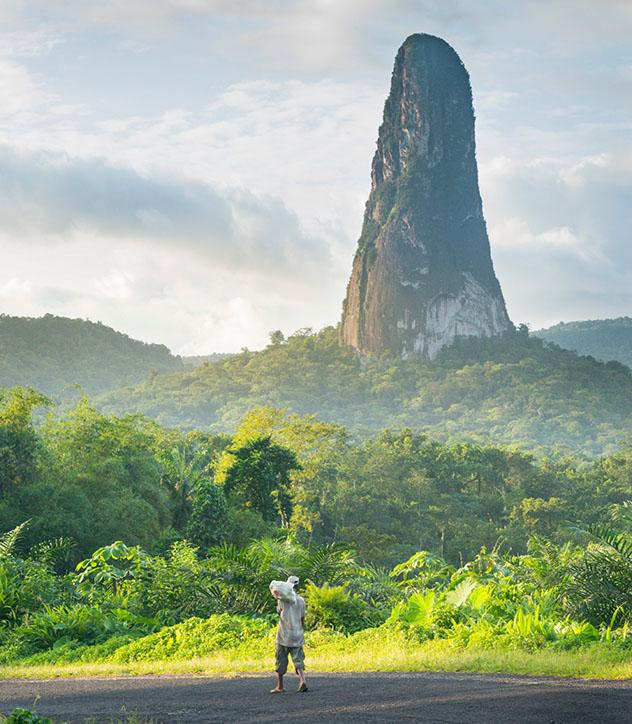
269, 580, 297, 604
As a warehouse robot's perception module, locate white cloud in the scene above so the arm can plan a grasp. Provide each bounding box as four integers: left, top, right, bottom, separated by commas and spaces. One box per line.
0, 144, 333, 279
0, 56, 50, 117
0, 278, 32, 300
95, 271, 135, 300
482, 147, 632, 328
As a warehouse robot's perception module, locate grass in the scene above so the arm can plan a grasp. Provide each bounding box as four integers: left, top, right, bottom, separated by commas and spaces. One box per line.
0, 631, 630, 681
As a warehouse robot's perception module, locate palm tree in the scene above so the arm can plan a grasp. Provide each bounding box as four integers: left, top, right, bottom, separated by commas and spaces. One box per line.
160, 444, 209, 530
205, 538, 358, 614
566, 522, 632, 625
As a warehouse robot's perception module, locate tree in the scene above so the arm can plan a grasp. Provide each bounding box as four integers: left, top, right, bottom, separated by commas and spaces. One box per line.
186, 480, 229, 550
159, 444, 209, 530
220, 436, 300, 526
268, 330, 285, 346
566, 522, 632, 625
75, 540, 149, 597
0, 387, 48, 493
36, 400, 169, 556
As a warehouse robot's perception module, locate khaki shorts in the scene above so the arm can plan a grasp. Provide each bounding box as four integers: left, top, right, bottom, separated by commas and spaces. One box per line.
275, 643, 305, 674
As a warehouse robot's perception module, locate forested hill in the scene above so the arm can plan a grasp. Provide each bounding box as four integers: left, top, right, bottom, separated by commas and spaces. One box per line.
534, 318, 632, 369
98, 326, 632, 456
0, 314, 183, 396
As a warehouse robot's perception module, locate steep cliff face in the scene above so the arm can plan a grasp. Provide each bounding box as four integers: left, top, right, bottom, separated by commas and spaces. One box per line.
340, 33, 512, 358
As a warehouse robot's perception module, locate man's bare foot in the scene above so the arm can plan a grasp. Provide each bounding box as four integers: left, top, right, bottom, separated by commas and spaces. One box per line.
297, 682, 309, 692
270, 687, 285, 693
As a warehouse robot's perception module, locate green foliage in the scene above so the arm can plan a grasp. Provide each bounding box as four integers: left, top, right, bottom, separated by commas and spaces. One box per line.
304, 582, 382, 633
158, 442, 210, 531
0, 388, 48, 494
504, 606, 557, 649
99, 326, 632, 456
204, 538, 358, 616
0, 532, 74, 628
3, 709, 51, 724
109, 614, 271, 662
0, 395, 630, 577
0, 524, 630, 669
11, 604, 126, 651
76, 541, 150, 598
220, 436, 300, 525
185, 480, 230, 550
134, 541, 219, 624
0, 313, 183, 396
0, 400, 171, 558
0, 521, 30, 559
535, 317, 632, 369
566, 523, 632, 626
0, 380, 630, 671
391, 590, 438, 627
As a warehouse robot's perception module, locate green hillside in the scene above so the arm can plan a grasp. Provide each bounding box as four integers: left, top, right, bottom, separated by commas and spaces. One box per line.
98, 325, 632, 456
534, 318, 632, 369
0, 314, 183, 396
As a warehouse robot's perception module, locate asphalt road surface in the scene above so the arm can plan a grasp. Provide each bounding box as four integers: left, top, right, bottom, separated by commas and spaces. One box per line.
1, 672, 630, 723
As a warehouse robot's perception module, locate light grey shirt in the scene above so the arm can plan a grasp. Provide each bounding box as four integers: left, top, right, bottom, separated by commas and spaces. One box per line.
276, 594, 306, 647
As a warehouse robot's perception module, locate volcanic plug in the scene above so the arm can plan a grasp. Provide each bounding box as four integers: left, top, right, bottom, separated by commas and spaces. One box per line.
340, 34, 512, 358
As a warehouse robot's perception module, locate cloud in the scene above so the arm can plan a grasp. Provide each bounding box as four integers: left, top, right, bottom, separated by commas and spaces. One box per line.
481, 148, 632, 327
20, 0, 631, 77
0, 278, 32, 300
0, 138, 347, 353
0, 56, 50, 117
0, 144, 331, 279
0, 226, 344, 353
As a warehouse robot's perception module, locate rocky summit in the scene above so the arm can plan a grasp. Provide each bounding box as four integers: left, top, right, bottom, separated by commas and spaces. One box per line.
341, 34, 512, 359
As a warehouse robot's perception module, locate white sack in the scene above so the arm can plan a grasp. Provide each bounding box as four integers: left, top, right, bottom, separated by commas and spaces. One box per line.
270, 580, 297, 604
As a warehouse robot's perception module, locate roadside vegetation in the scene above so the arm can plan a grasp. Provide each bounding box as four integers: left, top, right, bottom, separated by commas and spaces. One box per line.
0, 384, 630, 678
0, 529, 630, 679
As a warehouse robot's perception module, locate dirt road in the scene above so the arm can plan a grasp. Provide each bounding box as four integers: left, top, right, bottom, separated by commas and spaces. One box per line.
1, 671, 630, 723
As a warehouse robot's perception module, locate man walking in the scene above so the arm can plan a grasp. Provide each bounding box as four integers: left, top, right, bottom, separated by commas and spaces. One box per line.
271, 575, 308, 693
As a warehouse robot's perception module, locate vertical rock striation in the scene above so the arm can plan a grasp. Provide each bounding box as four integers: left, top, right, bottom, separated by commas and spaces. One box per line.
340, 33, 512, 358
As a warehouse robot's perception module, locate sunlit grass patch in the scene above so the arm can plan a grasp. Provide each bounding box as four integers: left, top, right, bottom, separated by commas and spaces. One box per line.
1, 631, 630, 681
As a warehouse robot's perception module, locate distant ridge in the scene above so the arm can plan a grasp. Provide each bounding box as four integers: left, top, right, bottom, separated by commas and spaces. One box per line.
97, 326, 632, 456
0, 314, 183, 396
534, 318, 632, 369
182, 353, 233, 369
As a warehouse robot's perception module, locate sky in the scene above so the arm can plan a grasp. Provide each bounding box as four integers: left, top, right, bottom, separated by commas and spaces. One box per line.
0, 0, 631, 354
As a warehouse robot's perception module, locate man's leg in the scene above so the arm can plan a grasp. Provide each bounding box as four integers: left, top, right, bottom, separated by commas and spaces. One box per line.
291, 647, 308, 691
272, 644, 288, 692
296, 667, 306, 689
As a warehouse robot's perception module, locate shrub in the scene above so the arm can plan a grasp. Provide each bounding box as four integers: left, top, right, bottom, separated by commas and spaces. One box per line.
9, 604, 128, 655
135, 541, 219, 624
3, 709, 51, 724
304, 582, 382, 633
109, 614, 272, 662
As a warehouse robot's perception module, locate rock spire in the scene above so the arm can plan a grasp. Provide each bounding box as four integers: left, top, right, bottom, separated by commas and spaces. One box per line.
340, 33, 512, 358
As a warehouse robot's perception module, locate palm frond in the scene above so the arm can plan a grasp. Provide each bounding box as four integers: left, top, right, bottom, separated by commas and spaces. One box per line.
0, 520, 30, 558
581, 523, 632, 560
29, 537, 75, 565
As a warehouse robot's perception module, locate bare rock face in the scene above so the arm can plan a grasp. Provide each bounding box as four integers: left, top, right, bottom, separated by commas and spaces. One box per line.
340, 34, 512, 358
